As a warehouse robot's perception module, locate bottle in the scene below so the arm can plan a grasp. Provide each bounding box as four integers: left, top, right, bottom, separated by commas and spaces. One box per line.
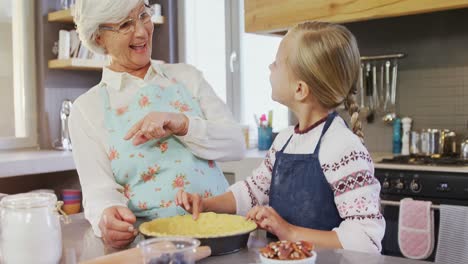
393, 118, 402, 154
401, 117, 412, 155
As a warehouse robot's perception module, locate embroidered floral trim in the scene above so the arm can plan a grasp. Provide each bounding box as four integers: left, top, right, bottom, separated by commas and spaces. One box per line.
123, 184, 134, 199
345, 213, 383, 220
108, 147, 119, 161
139, 95, 150, 107
248, 177, 269, 196
170, 100, 191, 112
330, 170, 378, 197
321, 150, 373, 172
244, 181, 259, 208
336, 194, 381, 217
140, 165, 160, 182
264, 147, 276, 172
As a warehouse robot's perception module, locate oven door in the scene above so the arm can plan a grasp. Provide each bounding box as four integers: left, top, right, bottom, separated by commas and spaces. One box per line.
381, 198, 439, 262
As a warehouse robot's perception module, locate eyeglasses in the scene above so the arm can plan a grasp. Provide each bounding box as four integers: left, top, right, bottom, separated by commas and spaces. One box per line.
99, 5, 154, 34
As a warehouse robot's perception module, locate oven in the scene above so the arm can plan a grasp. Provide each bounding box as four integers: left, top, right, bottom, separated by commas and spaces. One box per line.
375, 168, 468, 261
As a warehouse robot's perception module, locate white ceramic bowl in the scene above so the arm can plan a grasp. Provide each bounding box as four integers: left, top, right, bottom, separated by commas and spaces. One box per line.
259, 251, 317, 264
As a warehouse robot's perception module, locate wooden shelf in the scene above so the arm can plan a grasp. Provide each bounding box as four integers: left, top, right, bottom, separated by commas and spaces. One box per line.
47, 9, 165, 25
48, 59, 108, 71
245, 0, 468, 34
48, 9, 74, 23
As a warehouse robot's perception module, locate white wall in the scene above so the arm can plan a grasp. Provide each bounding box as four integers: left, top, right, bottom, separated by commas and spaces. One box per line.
0, 22, 14, 137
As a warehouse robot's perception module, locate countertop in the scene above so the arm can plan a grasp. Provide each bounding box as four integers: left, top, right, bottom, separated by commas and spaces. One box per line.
0, 149, 74, 178
60, 213, 431, 264
1, 148, 465, 179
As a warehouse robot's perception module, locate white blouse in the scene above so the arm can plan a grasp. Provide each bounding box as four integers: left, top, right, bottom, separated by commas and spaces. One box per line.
229, 116, 385, 253
69, 61, 246, 236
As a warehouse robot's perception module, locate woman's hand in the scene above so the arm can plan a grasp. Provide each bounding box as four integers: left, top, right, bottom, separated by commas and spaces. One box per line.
124, 112, 189, 145
175, 189, 205, 220
246, 206, 295, 241
98, 206, 138, 249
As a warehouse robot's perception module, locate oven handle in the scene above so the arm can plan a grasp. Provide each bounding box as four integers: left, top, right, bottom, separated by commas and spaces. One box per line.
381, 199, 440, 210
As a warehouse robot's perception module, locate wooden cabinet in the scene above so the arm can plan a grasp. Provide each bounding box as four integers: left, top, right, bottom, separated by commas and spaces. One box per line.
245, 0, 468, 34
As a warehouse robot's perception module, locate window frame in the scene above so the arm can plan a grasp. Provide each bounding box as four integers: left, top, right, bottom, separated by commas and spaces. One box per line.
0, 0, 38, 150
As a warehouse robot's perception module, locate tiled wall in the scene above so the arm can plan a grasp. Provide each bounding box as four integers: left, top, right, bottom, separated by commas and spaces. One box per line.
345, 8, 468, 153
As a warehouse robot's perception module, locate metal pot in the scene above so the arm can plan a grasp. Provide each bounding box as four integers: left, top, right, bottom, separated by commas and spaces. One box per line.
461, 139, 468, 160
440, 130, 457, 155
426, 129, 441, 155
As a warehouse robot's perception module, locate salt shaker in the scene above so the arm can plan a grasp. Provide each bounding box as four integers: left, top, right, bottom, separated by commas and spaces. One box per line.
0, 193, 63, 264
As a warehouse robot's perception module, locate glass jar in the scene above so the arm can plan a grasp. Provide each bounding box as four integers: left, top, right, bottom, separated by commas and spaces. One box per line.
0, 193, 62, 264
138, 237, 200, 264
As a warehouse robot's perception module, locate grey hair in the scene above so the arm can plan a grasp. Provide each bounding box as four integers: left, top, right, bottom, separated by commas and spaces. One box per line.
72, 0, 147, 54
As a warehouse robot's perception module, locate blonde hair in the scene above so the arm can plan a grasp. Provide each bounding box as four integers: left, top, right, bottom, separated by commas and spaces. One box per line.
287, 21, 364, 142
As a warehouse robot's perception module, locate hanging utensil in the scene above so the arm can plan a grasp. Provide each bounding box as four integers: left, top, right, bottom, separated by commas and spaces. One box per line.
372, 65, 379, 112
365, 63, 375, 123
359, 63, 365, 109
383, 60, 397, 124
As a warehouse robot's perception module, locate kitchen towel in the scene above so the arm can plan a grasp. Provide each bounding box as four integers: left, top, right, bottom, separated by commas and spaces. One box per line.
398, 198, 434, 259
435, 204, 468, 264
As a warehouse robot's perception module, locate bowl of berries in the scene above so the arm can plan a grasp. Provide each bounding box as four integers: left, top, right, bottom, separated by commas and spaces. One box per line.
137, 237, 200, 264
259, 241, 316, 264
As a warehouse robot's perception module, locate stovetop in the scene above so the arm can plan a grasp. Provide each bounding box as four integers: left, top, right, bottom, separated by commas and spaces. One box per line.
379, 155, 468, 167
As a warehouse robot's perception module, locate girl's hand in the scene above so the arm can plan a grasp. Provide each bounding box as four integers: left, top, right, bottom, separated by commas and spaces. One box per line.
175, 189, 205, 220
124, 112, 189, 145
246, 206, 295, 241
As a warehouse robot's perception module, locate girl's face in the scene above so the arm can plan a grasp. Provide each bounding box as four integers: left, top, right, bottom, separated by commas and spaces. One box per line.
98, 3, 154, 70
269, 34, 297, 107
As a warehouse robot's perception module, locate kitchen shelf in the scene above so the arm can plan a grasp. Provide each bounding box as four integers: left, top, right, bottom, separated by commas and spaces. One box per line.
47, 9, 165, 24
48, 59, 108, 71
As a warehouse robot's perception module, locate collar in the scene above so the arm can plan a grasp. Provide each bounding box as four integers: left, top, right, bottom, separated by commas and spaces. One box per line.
101, 60, 165, 91
294, 115, 329, 134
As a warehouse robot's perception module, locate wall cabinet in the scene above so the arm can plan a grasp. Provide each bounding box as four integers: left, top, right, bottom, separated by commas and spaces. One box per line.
245, 0, 468, 34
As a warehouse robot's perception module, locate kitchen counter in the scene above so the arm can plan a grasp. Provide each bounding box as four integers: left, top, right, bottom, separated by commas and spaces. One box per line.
0, 149, 75, 178
60, 213, 431, 264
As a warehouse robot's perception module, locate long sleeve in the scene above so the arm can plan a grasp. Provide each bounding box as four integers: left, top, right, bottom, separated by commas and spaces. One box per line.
173, 65, 246, 162
320, 137, 385, 253
69, 103, 128, 237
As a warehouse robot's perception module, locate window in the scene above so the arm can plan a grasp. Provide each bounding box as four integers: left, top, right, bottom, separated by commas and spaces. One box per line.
179, 0, 289, 141
0, 0, 37, 149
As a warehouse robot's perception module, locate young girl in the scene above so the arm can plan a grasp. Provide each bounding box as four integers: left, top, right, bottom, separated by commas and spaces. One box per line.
175, 21, 385, 253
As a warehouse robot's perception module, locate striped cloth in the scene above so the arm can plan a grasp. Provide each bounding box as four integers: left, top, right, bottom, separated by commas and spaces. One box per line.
435, 204, 468, 264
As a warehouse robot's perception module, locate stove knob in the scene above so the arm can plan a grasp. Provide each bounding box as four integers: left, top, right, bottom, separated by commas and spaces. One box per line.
410, 179, 422, 193
395, 179, 405, 190
382, 178, 390, 189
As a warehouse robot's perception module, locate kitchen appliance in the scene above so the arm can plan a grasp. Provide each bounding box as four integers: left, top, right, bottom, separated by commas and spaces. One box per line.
376, 157, 468, 261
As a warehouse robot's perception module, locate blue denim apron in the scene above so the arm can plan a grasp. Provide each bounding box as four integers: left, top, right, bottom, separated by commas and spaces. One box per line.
269, 111, 343, 230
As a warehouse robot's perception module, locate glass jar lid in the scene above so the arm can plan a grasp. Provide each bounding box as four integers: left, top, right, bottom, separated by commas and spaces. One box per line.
0, 192, 57, 209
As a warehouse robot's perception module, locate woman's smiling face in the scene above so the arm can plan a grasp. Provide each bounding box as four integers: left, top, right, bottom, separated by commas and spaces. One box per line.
97, 3, 154, 70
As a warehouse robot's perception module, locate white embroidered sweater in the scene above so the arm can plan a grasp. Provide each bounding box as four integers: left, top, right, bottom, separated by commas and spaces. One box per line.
229, 115, 385, 253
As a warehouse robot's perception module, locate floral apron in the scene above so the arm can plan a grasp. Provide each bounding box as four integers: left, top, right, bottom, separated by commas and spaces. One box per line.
100, 70, 228, 219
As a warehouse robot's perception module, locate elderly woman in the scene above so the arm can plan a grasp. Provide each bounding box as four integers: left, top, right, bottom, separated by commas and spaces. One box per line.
69, 0, 245, 248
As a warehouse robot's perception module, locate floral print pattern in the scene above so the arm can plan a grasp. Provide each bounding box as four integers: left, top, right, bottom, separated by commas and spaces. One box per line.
123, 184, 134, 199
116, 106, 128, 116
140, 165, 160, 182
160, 200, 173, 208
139, 95, 150, 108
138, 201, 148, 210
170, 100, 191, 112
172, 174, 190, 189
108, 147, 119, 161
156, 141, 169, 153
102, 76, 228, 218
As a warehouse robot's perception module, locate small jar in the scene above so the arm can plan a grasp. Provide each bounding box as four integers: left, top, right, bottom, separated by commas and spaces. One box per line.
0, 193, 62, 264
138, 237, 200, 264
